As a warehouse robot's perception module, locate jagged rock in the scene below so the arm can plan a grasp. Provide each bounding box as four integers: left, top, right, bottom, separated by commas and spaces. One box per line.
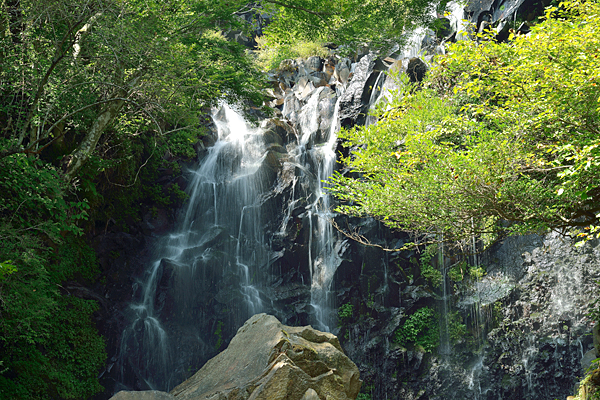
300, 388, 319, 400
262, 128, 283, 147
170, 313, 361, 400
282, 92, 302, 123
306, 56, 324, 73
432, 17, 453, 39
110, 390, 175, 400
323, 57, 336, 81
333, 58, 352, 84
309, 72, 328, 87
338, 53, 376, 127
406, 57, 427, 83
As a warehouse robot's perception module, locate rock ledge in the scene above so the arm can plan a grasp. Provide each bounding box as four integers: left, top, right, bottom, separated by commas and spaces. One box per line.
170, 313, 360, 400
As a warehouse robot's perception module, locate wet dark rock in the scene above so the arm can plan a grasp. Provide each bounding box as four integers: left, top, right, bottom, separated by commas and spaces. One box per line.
262, 129, 284, 147
433, 17, 453, 39
338, 53, 376, 127
517, 21, 531, 35
495, 19, 511, 42
407, 57, 427, 82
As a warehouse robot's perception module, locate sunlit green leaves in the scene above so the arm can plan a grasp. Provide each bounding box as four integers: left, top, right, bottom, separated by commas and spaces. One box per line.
329, 1, 600, 245
258, 0, 439, 60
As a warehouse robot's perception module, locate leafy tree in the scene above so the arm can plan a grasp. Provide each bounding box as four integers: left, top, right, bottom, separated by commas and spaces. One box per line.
0, 0, 266, 179
329, 1, 600, 246
255, 0, 443, 67
0, 1, 266, 397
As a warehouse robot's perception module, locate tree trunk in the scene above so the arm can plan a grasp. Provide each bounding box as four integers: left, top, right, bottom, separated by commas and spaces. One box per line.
62, 97, 125, 181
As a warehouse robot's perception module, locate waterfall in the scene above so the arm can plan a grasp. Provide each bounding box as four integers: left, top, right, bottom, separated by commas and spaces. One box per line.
119, 105, 271, 390
365, 71, 386, 127
294, 86, 336, 331
118, 72, 357, 386
439, 236, 451, 356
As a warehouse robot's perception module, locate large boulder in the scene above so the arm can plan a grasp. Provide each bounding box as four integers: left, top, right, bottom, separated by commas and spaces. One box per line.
170, 313, 361, 400
110, 390, 175, 400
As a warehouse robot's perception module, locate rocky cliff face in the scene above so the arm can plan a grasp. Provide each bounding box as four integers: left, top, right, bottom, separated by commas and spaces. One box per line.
338, 232, 599, 400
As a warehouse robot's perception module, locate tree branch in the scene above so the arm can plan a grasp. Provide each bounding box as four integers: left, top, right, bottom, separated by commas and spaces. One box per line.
17, 16, 87, 145
0, 96, 163, 160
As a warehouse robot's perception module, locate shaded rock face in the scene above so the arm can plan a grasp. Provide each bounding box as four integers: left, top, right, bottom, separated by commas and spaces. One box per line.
406, 57, 428, 83
170, 314, 361, 400
473, 233, 600, 400
335, 232, 600, 400
338, 53, 376, 127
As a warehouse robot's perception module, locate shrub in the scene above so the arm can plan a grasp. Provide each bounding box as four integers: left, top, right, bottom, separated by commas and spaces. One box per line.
394, 306, 440, 352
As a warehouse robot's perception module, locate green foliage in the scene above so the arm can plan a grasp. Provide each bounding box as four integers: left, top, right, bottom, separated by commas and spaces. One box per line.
255, 37, 329, 71
394, 306, 440, 352
419, 244, 442, 288
51, 236, 100, 283
0, 0, 266, 176
448, 261, 486, 283
0, 155, 89, 240
214, 320, 224, 350
469, 265, 485, 280
0, 261, 17, 281
338, 303, 354, 322
358, 383, 375, 400
0, 232, 105, 399
448, 262, 465, 282
259, 0, 440, 54
0, 152, 104, 399
329, 1, 600, 246
448, 311, 467, 342
572, 367, 600, 400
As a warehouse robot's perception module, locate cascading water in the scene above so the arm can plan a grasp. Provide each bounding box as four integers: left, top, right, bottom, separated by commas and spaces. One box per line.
118, 68, 358, 387
293, 87, 348, 332
119, 105, 272, 390
438, 237, 451, 357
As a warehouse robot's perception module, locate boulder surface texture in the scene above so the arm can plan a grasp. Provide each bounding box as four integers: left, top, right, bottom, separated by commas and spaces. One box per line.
110, 390, 175, 400
170, 313, 361, 400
